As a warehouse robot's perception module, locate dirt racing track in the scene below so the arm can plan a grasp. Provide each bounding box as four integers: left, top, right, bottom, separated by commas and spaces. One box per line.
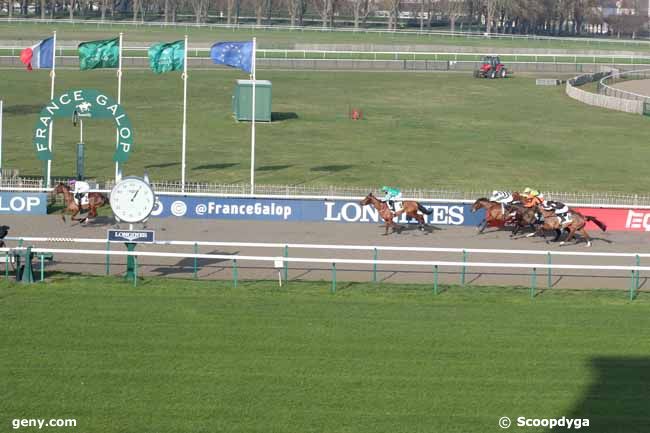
3, 214, 650, 292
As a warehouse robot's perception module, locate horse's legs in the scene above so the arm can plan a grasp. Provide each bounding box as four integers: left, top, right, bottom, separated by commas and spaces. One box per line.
552, 228, 562, 242
478, 218, 488, 234
560, 227, 577, 246
413, 213, 425, 230
578, 227, 592, 247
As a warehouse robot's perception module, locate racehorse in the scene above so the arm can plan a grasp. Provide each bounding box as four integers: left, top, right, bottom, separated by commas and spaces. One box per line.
360, 192, 433, 235
471, 198, 515, 233
471, 192, 527, 233
533, 206, 607, 247
52, 182, 108, 224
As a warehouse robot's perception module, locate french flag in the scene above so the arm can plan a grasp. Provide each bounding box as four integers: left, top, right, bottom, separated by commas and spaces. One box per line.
20, 37, 54, 71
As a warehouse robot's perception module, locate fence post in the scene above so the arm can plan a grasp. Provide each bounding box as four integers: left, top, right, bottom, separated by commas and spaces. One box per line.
4, 251, 8, 281
531, 267, 537, 299
547, 252, 552, 287
283, 245, 288, 282
105, 241, 110, 275
433, 265, 439, 295
372, 248, 378, 283
461, 250, 467, 286
331, 263, 336, 294
232, 259, 238, 288
40, 254, 44, 282
133, 256, 138, 287
635, 255, 640, 290
193, 242, 198, 280
630, 270, 636, 301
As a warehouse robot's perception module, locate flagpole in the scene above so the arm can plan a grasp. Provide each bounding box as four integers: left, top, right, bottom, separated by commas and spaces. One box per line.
181, 34, 188, 192
46, 30, 56, 188
250, 37, 256, 195
115, 32, 123, 183
0, 99, 3, 179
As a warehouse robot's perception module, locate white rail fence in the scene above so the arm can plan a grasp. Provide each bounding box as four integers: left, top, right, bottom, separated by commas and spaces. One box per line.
2, 237, 646, 299
3, 45, 650, 64
2, 17, 649, 46
3, 177, 650, 208
599, 68, 650, 103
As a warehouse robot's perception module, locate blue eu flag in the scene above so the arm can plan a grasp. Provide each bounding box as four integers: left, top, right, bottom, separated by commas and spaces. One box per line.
210, 41, 253, 74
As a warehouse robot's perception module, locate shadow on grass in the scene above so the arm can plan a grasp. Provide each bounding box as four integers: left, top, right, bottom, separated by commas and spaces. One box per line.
145, 162, 180, 169
554, 357, 650, 432
257, 164, 292, 172
4, 104, 42, 115
149, 250, 238, 276
193, 163, 239, 170
271, 112, 298, 122
310, 164, 355, 172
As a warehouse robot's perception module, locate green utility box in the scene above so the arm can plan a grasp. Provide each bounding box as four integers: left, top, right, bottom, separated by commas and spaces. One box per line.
232, 79, 272, 122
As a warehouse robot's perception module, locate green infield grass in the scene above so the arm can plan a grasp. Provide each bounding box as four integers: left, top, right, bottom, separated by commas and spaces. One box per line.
1, 68, 648, 193
2, 20, 650, 53
1, 277, 649, 433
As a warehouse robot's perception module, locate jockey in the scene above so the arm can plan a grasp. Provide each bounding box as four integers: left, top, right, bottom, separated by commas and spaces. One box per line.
522, 187, 544, 208
381, 186, 402, 212
489, 190, 514, 215
542, 199, 572, 225
69, 179, 90, 206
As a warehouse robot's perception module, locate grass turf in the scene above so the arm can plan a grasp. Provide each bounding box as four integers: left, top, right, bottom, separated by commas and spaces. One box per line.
2, 20, 650, 52
2, 68, 649, 193
1, 277, 649, 433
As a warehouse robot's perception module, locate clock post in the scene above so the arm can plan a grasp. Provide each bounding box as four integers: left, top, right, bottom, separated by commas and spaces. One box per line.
108, 176, 157, 282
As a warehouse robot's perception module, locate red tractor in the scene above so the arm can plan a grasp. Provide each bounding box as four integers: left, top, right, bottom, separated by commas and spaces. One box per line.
474, 56, 509, 79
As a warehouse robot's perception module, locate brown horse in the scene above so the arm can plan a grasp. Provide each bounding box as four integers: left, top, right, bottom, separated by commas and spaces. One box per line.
52, 182, 108, 224
471, 198, 514, 233
471, 192, 526, 233
533, 206, 607, 247
360, 192, 433, 235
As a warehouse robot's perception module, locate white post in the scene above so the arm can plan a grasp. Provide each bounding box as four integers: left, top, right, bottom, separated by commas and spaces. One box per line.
250, 37, 256, 195
80, 119, 83, 143
0, 99, 3, 178
46, 30, 56, 187
181, 35, 189, 192
115, 32, 123, 182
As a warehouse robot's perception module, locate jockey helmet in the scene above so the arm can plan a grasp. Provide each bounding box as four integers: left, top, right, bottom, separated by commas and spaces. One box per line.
523, 187, 531, 194
68, 179, 76, 186
381, 186, 389, 192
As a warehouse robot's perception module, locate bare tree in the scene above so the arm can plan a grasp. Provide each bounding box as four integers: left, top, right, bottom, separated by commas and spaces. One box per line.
254, 0, 263, 23
189, 0, 208, 22
313, 0, 332, 27
286, 0, 306, 26
385, 0, 400, 29
350, 0, 370, 28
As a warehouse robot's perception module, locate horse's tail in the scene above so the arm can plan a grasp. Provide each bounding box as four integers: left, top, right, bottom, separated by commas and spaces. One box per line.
417, 202, 433, 215
585, 216, 607, 232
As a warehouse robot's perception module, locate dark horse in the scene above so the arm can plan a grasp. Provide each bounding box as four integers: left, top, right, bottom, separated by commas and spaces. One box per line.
360, 192, 433, 235
52, 182, 109, 224
534, 206, 607, 247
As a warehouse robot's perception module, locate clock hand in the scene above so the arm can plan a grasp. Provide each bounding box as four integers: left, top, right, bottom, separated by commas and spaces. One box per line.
131, 187, 142, 202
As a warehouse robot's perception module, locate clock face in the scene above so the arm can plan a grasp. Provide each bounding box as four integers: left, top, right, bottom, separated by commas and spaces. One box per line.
110, 177, 156, 223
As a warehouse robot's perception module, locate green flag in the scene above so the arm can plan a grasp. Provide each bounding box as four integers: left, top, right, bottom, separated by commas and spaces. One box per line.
148, 40, 185, 74
78, 38, 119, 70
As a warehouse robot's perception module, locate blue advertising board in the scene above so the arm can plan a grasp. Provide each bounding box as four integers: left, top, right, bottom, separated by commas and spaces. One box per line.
0, 192, 48, 215
151, 195, 486, 226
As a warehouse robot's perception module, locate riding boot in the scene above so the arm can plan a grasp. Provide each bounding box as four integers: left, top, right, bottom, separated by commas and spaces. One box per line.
389, 200, 395, 212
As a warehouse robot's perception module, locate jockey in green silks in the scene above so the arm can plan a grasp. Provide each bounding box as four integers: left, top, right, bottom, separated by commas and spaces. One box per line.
381, 186, 403, 212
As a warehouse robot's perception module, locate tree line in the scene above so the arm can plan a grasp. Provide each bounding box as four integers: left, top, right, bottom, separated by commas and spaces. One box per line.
2, 0, 647, 37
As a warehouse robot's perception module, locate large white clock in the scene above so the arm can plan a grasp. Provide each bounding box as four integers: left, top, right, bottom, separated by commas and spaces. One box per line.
110, 176, 156, 223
